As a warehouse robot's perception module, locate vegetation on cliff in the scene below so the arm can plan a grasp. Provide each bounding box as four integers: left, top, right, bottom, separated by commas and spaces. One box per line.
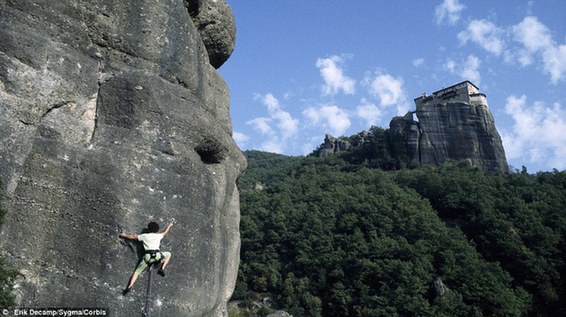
0, 260, 16, 307
233, 150, 566, 316
0, 180, 17, 307
311, 126, 417, 171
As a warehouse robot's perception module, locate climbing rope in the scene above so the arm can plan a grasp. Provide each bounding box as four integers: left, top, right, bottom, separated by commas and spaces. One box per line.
143, 263, 159, 317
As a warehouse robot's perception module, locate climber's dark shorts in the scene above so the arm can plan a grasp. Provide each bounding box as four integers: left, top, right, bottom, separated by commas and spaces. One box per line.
134, 251, 171, 274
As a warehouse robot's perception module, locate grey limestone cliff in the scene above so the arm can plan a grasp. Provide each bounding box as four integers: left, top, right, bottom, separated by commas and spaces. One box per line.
317, 134, 352, 157
0, 0, 245, 316
317, 81, 508, 172
394, 81, 508, 172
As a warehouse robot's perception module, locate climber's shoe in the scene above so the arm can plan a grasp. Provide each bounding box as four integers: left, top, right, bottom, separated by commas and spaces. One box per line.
157, 268, 166, 277
122, 287, 132, 296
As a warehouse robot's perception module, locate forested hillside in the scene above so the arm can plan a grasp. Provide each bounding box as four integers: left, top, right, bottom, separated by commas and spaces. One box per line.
233, 151, 566, 317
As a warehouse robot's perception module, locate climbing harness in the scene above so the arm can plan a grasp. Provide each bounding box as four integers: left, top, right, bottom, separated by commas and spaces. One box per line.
144, 249, 164, 265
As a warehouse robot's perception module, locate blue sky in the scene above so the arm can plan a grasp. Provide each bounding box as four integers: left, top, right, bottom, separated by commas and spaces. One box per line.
219, 0, 566, 172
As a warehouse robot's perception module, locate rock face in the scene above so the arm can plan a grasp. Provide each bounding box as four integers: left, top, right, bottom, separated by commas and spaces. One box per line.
315, 81, 508, 172
187, 0, 236, 69
0, 1, 245, 316
317, 134, 352, 157
393, 81, 508, 172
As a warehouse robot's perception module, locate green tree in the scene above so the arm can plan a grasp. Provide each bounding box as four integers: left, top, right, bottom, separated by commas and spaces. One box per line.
395, 165, 566, 315
237, 152, 533, 316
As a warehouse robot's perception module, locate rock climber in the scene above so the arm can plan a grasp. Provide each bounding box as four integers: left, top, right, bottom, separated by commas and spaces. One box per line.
119, 221, 173, 295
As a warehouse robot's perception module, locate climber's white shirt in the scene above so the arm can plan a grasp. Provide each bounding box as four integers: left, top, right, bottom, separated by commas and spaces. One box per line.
138, 233, 163, 250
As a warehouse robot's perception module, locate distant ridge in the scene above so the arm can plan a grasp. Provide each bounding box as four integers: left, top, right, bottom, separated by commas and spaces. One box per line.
315, 81, 509, 172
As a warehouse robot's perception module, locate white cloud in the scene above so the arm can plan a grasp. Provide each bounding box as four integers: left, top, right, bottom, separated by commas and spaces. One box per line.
232, 131, 249, 147
261, 93, 280, 112
458, 19, 505, 56
453, 15, 566, 85
316, 55, 356, 96
461, 55, 481, 84
501, 95, 566, 170
258, 140, 284, 154
509, 17, 566, 84
254, 93, 299, 140
273, 110, 300, 140
413, 58, 425, 67
444, 55, 481, 85
356, 99, 382, 127
512, 16, 553, 54
247, 117, 273, 136
435, 0, 466, 25
508, 16, 554, 66
302, 107, 319, 122
245, 93, 301, 153
452, 15, 566, 84
542, 44, 566, 84
445, 59, 456, 73
302, 104, 351, 136
365, 73, 407, 108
